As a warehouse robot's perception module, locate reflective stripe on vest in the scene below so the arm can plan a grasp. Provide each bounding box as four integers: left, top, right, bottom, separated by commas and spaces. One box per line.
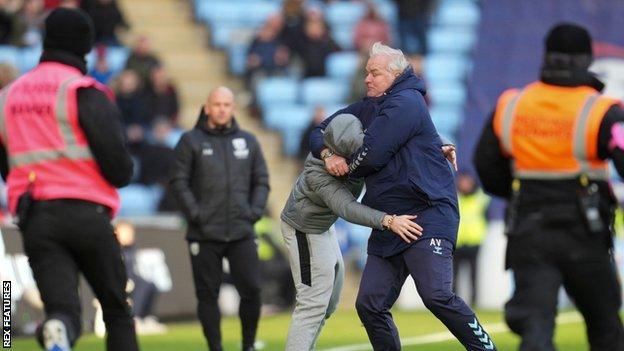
1, 76, 94, 169
500, 91, 608, 181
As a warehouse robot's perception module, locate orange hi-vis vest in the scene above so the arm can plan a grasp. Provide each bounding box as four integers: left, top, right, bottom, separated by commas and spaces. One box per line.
493, 81, 621, 181
0, 62, 120, 216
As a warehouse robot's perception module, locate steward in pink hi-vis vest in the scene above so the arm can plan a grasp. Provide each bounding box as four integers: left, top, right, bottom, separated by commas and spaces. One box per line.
0, 62, 120, 216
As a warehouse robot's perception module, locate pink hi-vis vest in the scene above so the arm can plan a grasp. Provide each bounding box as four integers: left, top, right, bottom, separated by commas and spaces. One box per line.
0, 62, 120, 217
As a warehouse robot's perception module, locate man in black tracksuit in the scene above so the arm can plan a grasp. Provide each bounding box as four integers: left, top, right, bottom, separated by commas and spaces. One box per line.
170, 86, 269, 351
474, 24, 624, 350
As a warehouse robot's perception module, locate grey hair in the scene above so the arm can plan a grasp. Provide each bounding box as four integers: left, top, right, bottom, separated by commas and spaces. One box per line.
369, 42, 409, 73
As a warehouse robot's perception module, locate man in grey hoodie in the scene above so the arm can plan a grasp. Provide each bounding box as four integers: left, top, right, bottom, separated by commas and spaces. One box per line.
281, 114, 423, 350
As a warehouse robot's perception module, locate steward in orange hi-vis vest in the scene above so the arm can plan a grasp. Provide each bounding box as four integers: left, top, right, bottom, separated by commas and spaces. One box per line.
0, 8, 139, 351
492, 81, 619, 181
474, 23, 624, 351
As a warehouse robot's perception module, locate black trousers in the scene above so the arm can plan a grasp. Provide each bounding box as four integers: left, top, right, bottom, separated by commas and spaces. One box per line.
189, 237, 261, 351
453, 245, 480, 306
20, 199, 138, 351
505, 217, 624, 351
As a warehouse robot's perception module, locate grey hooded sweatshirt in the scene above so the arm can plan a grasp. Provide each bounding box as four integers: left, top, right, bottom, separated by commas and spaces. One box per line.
281, 114, 386, 234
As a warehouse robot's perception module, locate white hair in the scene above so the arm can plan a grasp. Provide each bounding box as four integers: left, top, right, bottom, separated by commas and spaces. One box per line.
369, 42, 409, 73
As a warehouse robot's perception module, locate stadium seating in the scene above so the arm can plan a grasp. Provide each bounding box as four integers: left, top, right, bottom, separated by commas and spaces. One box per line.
301, 77, 349, 106
256, 77, 299, 108
427, 27, 477, 54
326, 51, 361, 80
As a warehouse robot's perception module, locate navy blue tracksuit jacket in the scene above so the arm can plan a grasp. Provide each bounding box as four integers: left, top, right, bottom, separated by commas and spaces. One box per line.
310, 67, 459, 257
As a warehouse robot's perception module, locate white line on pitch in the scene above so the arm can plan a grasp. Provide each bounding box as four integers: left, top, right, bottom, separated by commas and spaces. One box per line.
320, 311, 583, 351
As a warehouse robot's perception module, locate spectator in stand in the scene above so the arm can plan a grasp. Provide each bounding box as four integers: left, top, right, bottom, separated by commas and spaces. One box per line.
14, 0, 45, 47
393, 0, 435, 56
150, 116, 181, 149
0, 0, 26, 46
59, 0, 79, 8
0, 62, 17, 88
353, 1, 392, 52
245, 14, 290, 89
348, 49, 368, 103
279, 0, 305, 54
298, 105, 326, 162
126, 123, 174, 187
90, 46, 114, 84
297, 17, 340, 77
82, 0, 128, 46
0, 0, 15, 44
144, 65, 179, 125
114, 69, 147, 126
125, 35, 160, 88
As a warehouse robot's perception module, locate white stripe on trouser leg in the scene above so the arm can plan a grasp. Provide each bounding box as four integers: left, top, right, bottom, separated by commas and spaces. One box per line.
281, 221, 345, 351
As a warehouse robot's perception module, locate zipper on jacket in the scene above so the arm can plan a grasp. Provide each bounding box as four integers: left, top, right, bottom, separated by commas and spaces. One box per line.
223, 137, 231, 242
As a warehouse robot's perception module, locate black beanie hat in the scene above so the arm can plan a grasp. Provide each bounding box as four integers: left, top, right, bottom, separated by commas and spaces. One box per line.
545, 22, 592, 56
43, 8, 95, 57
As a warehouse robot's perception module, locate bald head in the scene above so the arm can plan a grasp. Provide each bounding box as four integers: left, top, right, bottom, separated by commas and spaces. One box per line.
205, 86, 236, 128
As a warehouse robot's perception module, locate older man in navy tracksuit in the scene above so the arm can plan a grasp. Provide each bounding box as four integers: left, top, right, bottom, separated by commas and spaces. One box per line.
310, 42, 496, 351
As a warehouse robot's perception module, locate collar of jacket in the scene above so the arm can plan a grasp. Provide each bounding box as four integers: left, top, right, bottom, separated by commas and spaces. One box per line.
194, 106, 240, 136
539, 66, 605, 92
371, 66, 427, 104
39, 49, 88, 74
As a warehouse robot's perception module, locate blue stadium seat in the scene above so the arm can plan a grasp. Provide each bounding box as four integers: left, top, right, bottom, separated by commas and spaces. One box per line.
279, 123, 311, 156
196, 0, 280, 30
429, 104, 463, 136
427, 82, 467, 107
331, 25, 355, 50
435, 0, 481, 28
427, 27, 477, 54
118, 184, 164, 217
106, 46, 130, 75
301, 78, 349, 105
263, 103, 312, 131
424, 54, 470, 82
86, 50, 97, 71
326, 2, 366, 30
227, 43, 249, 76
256, 77, 299, 109
196, 1, 245, 25
18, 46, 42, 73
0, 46, 19, 68
370, 0, 398, 26
270, 103, 315, 156
326, 51, 360, 80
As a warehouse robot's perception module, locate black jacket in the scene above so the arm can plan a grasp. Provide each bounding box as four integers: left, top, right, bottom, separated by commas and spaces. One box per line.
170, 109, 270, 242
0, 50, 133, 188
473, 68, 624, 206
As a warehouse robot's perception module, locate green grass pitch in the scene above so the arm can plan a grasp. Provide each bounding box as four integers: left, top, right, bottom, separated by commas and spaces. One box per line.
12, 309, 590, 350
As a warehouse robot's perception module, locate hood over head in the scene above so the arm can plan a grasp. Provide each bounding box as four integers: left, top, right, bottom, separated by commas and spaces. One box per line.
323, 113, 364, 158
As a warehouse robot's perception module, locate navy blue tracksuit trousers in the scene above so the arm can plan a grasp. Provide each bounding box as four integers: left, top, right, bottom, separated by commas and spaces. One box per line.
356, 238, 497, 351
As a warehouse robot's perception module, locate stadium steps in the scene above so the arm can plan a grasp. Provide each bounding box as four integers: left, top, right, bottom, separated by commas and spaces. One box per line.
118, 0, 300, 216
